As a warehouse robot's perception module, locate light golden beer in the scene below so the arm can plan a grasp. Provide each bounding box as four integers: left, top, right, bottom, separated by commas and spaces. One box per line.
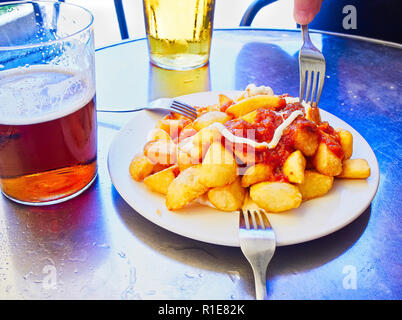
143, 0, 215, 70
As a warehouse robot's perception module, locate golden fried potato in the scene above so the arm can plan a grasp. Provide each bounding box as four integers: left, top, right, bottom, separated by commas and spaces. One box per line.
192, 111, 231, 131
297, 170, 334, 200
336, 128, 353, 160
207, 178, 246, 211
289, 122, 319, 157
129, 154, 154, 181
151, 163, 170, 174
241, 163, 273, 187
148, 128, 171, 141
206, 104, 221, 112
178, 127, 197, 143
192, 127, 222, 148
225, 95, 284, 117
306, 104, 321, 124
199, 142, 237, 187
232, 144, 258, 167
219, 94, 234, 107
166, 165, 209, 210
144, 165, 179, 195
156, 119, 188, 139
312, 142, 343, 176
250, 182, 302, 213
337, 159, 370, 179
178, 134, 207, 164
177, 150, 194, 172
144, 139, 177, 166
283, 150, 306, 184
240, 110, 258, 124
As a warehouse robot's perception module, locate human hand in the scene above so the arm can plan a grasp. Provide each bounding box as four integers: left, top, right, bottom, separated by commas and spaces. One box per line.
294, 0, 323, 25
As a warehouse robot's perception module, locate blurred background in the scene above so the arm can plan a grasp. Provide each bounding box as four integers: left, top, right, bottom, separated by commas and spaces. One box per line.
67, 0, 295, 48
1, 0, 398, 48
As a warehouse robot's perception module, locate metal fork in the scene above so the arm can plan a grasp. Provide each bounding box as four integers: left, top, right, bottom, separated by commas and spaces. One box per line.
96, 98, 198, 120
299, 24, 326, 105
239, 195, 276, 300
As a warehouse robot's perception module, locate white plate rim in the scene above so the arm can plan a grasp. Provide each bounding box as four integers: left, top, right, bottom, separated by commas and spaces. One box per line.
107, 91, 380, 247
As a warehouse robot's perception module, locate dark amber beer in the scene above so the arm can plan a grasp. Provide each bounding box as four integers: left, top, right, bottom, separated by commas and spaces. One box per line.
0, 67, 97, 204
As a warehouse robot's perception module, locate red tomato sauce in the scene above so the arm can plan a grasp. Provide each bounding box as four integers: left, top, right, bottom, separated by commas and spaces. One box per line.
220, 100, 344, 181
317, 122, 344, 159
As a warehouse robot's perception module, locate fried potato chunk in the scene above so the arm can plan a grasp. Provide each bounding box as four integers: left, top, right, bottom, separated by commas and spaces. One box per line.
144, 139, 177, 166
306, 104, 321, 124
156, 119, 188, 139
177, 150, 195, 172
225, 95, 285, 117
192, 111, 231, 131
192, 127, 222, 149
241, 163, 273, 187
297, 170, 334, 200
144, 165, 179, 195
151, 163, 170, 174
129, 154, 154, 181
336, 128, 353, 160
166, 165, 209, 210
207, 178, 246, 211
232, 145, 258, 167
283, 150, 306, 184
250, 182, 302, 213
240, 110, 258, 124
199, 142, 237, 187
148, 128, 171, 141
219, 94, 234, 107
312, 142, 343, 176
337, 159, 370, 179
288, 120, 319, 157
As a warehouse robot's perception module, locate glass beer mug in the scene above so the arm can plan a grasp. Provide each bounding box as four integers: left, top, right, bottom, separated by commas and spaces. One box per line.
0, 1, 97, 205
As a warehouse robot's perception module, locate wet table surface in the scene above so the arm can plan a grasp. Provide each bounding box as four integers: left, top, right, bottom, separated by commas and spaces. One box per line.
0, 29, 401, 300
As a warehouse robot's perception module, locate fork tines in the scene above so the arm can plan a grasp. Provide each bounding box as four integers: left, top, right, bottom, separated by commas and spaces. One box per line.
299, 24, 326, 106
171, 100, 198, 119
240, 209, 272, 230
299, 66, 326, 105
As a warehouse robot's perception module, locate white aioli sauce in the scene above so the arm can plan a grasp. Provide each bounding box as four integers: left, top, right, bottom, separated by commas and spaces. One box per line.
209, 109, 304, 149
284, 97, 312, 115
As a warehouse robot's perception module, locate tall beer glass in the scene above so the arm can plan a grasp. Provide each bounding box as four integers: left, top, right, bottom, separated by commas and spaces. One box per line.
0, 1, 97, 205
143, 0, 215, 70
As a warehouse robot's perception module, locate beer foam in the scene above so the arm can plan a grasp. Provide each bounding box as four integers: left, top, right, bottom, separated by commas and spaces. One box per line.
0, 65, 95, 125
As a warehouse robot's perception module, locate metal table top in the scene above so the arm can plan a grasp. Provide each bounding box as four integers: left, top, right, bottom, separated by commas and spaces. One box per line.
0, 29, 401, 300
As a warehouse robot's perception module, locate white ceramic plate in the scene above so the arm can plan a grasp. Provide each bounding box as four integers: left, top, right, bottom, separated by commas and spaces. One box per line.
108, 91, 380, 247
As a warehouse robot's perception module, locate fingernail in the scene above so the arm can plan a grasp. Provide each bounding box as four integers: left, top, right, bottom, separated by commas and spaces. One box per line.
294, 9, 313, 25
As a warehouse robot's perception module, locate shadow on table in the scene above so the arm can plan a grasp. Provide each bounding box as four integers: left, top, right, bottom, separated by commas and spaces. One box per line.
111, 185, 370, 287
268, 206, 371, 277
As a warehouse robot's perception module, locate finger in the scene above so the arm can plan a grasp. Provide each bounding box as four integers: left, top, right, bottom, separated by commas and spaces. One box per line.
294, 0, 323, 25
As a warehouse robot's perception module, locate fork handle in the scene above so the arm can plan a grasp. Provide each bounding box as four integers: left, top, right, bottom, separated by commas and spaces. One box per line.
251, 266, 268, 300
301, 24, 314, 50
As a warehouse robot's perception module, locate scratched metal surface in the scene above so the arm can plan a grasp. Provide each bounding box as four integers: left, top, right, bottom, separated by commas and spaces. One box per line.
0, 29, 401, 300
